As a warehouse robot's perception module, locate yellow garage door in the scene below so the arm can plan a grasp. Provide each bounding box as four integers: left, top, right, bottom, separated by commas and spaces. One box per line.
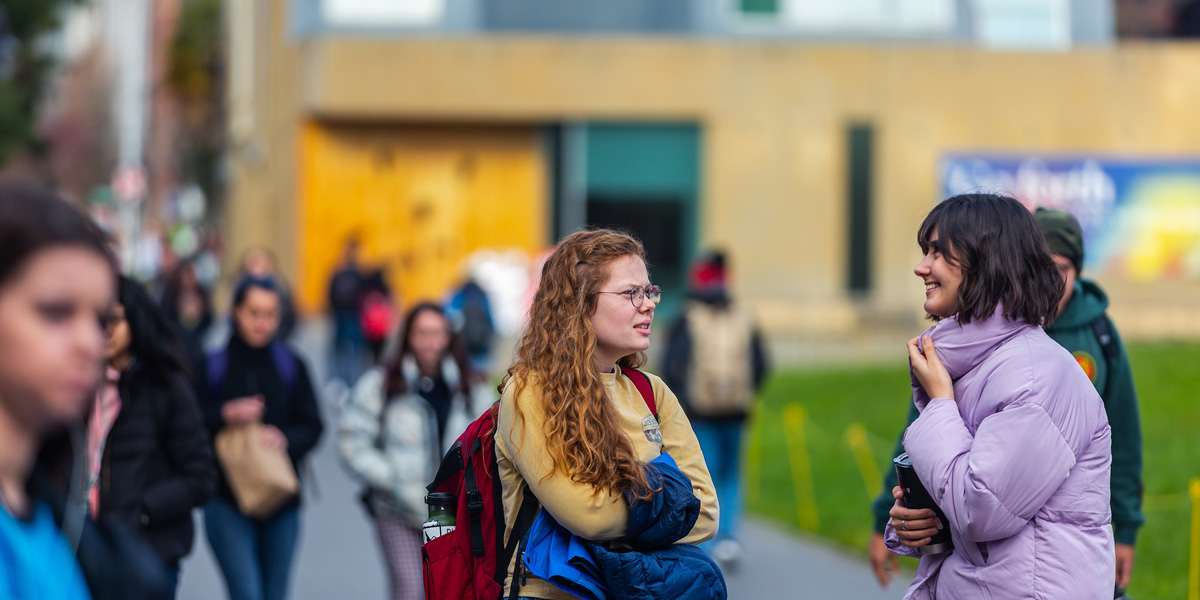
298, 122, 548, 314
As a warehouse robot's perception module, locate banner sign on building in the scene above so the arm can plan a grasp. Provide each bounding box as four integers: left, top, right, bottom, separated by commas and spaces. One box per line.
940, 155, 1200, 281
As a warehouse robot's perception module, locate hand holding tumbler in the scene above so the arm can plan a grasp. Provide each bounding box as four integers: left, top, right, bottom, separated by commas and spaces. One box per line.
894, 453, 953, 555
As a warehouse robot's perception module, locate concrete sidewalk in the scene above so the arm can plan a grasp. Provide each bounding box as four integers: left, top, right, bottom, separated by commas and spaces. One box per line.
723, 519, 905, 599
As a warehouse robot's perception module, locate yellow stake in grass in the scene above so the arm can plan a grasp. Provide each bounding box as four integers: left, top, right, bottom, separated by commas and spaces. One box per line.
1190, 477, 1200, 600
783, 404, 820, 530
746, 409, 764, 506
845, 423, 882, 498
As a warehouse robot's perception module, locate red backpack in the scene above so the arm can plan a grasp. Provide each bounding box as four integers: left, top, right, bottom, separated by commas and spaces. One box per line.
361, 291, 394, 342
423, 365, 657, 600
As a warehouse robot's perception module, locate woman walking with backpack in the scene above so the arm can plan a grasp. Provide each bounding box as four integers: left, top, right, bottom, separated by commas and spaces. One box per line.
200, 276, 324, 600
90, 276, 217, 596
885, 194, 1114, 598
495, 229, 718, 600
339, 302, 491, 600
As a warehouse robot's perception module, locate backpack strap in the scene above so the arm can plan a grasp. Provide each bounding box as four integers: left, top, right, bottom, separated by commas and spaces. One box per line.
463, 437, 488, 557
502, 486, 539, 600
619, 365, 657, 420
269, 341, 298, 392
206, 349, 228, 393
1090, 314, 1119, 398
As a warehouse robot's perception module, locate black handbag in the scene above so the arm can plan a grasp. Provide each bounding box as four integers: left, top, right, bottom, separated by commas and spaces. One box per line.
33, 472, 172, 600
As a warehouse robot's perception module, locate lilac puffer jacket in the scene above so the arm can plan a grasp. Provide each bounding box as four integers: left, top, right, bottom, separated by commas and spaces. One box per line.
886, 308, 1114, 599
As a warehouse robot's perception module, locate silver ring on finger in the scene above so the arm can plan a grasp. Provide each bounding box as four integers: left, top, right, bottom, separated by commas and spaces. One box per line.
901, 519, 907, 531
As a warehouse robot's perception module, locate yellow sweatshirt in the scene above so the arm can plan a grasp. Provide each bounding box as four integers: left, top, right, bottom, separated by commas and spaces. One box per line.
494, 368, 718, 599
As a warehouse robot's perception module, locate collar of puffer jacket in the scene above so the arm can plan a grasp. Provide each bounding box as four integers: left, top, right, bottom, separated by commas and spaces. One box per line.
911, 306, 1035, 410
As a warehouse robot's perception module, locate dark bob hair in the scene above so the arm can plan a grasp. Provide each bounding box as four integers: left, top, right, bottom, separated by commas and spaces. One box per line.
0, 182, 115, 288
231, 275, 282, 308
917, 193, 1063, 326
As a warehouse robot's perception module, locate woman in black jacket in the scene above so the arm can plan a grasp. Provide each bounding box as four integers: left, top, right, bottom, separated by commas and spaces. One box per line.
200, 276, 324, 600
91, 276, 218, 597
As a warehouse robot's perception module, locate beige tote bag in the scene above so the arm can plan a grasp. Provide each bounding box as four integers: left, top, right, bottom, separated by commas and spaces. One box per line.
214, 423, 299, 518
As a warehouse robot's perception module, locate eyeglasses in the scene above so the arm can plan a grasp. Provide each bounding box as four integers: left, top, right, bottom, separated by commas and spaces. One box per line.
595, 285, 663, 308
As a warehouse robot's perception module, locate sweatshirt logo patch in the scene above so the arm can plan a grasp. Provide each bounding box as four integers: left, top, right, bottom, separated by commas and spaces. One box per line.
1073, 351, 1098, 383
641, 415, 662, 445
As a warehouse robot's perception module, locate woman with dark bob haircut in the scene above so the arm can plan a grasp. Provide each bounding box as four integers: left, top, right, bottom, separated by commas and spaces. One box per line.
884, 194, 1114, 598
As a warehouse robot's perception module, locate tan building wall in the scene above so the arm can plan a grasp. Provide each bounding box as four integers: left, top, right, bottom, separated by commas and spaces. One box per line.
227, 7, 1200, 342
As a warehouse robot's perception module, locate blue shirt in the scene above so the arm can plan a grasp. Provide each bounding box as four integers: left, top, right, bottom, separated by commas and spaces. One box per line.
0, 502, 92, 600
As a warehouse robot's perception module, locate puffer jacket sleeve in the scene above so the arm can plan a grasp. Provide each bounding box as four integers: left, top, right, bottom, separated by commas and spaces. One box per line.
903, 395, 1078, 543
338, 369, 397, 492
622, 454, 701, 547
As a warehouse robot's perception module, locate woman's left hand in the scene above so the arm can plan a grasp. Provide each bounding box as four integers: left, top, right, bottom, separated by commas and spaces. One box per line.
908, 335, 954, 401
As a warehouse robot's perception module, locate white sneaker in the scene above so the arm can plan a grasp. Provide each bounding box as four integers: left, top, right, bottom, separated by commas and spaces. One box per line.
712, 539, 744, 571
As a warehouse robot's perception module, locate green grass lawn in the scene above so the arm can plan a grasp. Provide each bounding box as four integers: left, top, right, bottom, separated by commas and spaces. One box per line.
745, 341, 1200, 598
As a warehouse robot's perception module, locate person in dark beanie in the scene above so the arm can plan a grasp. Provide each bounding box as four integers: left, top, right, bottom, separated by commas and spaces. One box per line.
662, 250, 769, 570
1033, 207, 1144, 598
869, 207, 1144, 599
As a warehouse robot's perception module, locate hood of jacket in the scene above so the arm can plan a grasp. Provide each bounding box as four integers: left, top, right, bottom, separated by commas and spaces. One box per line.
1046, 279, 1108, 331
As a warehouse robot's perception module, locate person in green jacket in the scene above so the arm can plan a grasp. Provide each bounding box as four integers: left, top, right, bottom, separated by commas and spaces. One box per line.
868, 207, 1145, 598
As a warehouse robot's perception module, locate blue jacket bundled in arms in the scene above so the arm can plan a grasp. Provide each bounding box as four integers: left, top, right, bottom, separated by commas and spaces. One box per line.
522, 453, 727, 600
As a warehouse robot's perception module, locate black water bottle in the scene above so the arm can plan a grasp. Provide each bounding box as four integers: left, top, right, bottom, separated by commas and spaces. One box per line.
894, 453, 953, 555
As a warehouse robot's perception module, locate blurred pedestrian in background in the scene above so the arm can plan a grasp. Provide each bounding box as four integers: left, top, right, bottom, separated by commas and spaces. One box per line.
446, 277, 496, 375
338, 302, 490, 600
0, 183, 115, 598
869, 207, 1144, 599
200, 276, 324, 600
1033, 207, 1143, 597
661, 250, 768, 570
160, 260, 214, 382
90, 275, 218, 597
360, 267, 395, 367
328, 239, 366, 383
884, 194, 1113, 598
238, 248, 297, 342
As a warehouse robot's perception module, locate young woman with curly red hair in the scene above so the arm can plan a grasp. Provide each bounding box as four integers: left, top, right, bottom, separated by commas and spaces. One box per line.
495, 229, 718, 600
